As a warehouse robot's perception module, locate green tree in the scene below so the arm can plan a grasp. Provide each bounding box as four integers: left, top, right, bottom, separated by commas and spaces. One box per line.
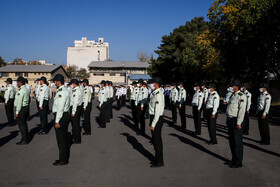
77, 68, 89, 79
0, 56, 7, 67
10, 58, 26, 65
65, 65, 78, 79
28, 60, 42, 65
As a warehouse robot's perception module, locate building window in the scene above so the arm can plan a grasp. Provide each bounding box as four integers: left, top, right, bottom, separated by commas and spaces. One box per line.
15, 73, 23, 77
34, 73, 36, 75
120, 73, 126, 76
42, 73, 44, 75
93, 73, 104, 76
109, 73, 116, 76
24, 73, 28, 77
38, 73, 40, 75
1, 73, 9, 77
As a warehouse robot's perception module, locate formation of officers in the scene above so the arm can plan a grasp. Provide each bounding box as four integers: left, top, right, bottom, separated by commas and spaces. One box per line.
2, 74, 272, 168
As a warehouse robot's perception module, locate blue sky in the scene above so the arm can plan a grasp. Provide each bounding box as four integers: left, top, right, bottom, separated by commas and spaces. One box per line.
0, 0, 214, 65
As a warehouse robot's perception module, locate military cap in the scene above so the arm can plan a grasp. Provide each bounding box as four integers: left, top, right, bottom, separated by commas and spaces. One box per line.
83, 79, 89, 85
231, 80, 241, 87
194, 82, 200, 87
171, 82, 176, 86
100, 80, 106, 85
52, 74, 64, 83
70, 79, 79, 85
40, 76, 47, 83
209, 83, 216, 89
153, 77, 162, 85
241, 83, 249, 88
4, 78, 12, 84
260, 83, 269, 89
178, 82, 184, 86
16, 76, 25, 84
138, 79, 144, 84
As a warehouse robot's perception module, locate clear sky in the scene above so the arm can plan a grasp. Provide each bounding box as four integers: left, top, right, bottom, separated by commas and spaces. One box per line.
0, 0, 214, 65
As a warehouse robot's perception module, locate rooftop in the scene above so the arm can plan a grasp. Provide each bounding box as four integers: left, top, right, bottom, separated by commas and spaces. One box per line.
88, 61, 149, 69
0, 65, 62, 72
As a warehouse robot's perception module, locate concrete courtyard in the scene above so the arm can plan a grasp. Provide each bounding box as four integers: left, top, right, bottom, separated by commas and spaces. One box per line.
0, 99, 279, 187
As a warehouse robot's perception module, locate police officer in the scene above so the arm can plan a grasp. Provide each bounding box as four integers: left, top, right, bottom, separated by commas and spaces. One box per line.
35, 78, 41, 114
178, 82, 186, 129
115, 86, 122, 110
38, 76, 50, 135
98, 80, 108, 128
192, 83, 204, 135
109, 81, 114, 119
241, 83, 252, 135
69, 79, 83, 144
226, 80, 246, 168
206, 84, 220, 144
256, 83, 271, 145
3, 78, 15, 127
82, 79, 92, 135
170, 83, 178, 126
130, 81, 139, 128
201, 84, 208, 121
137, 79, 148, 135
14, 76, 30, 145
105, 81, 111, 123
149, 77, 165, 168
52, 74, 71, 166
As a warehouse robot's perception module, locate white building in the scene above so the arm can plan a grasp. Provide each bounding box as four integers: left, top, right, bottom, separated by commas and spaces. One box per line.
67, 37, 109, 70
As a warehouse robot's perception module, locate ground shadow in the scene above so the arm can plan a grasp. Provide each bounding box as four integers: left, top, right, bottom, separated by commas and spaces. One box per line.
169, 133, 230, 163
120, 132, 154, 162
0, 131, 19, 147
28, 125, 41, 143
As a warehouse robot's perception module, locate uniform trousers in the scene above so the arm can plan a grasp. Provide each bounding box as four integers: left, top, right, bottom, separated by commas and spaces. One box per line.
55, 112, 70, 162
171, 101, 178, 125
83, 102, 92, 134
137, 103, 146, 134
193, 106, 201, 134
227, 117, 243, 165
257, 110, 270, 144
5, 99, 14, 126
117, 97, 121, 110
70, 106, 82, 142
242, 112, 250, 134
206, 108, 218, 143
179, 102, 186, 129
100, 102, 107, 127
202, 102, 207, 120
39, 100, 49, 132
131, 100, 138, 127
150, 115, 164, 164
17, 106, 29, 142
106, 98, 111, 122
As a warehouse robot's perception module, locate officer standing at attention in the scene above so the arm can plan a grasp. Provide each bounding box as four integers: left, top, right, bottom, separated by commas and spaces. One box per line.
130, 81, 139, 128
137, 79, 148, 135
69, 79, 83, 144
206, 84, 220, 144
192, 83, 204, 135
241, 83, 252, 135
201, 84, 208, 121
170, 83, 178, 126
38, 76, 50, 135
109, 81, 114, 119
35, 78, 41, 114
226, 80, 246, 168
178, 82, 187, 129
105, 81, 111, 123
52, 74, 71, 166
256, 83, 271, 145
3, 78, 15, 127
82, 79, 92, 135
14, 76, 30, 145
98, 80, 108, 128
149, 77, 165, 168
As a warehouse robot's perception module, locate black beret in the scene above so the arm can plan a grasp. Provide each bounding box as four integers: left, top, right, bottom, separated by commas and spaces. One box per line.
40, 76, 47, 83
100, 80, 106, 85
16, 76, 25, 84
132, 81, 137, 85
4, 78, 12, 84
52, 74, 64, 83
70, 79, 79, 85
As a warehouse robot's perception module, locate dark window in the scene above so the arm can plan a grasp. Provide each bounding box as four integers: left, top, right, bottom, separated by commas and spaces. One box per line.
34, 73, 36, 75
24, 73, 28, 77
109, 73, 116, 76
93, 73, 104, 76
1, 73, 9, 77
38, 73, 40, 75
15, 72, 23, 77
120, 73, 126, 76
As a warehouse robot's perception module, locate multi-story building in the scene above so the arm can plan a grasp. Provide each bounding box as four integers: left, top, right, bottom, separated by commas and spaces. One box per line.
67, 37, 109, 70
88, 61, 151, 85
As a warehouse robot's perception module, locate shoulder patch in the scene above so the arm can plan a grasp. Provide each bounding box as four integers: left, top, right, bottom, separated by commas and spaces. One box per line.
213, 97, 217, 99
240, 99, 244, 102
73, 89, 76, 92
265, 93, 268, 96
265, 97, 269, 100
58, 94, 62, 98
212, 93, 216, 95
40, 89, 43, 91
238, 92, 243, 96
85, 92, 87, 94
73, 94, 76, 97
155, 101, 159, 104
17, 93, 20, 96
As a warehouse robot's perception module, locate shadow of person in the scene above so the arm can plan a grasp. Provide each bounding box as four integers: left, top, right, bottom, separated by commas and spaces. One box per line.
216, 133, 280, 158
28, 125, 41, 143
120, 133, 154, 162
169, 133, 230, 163
0, 131, 19, 147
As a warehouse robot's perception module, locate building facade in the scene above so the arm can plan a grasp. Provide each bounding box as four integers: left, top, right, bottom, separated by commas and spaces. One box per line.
67, 37, 109, 70
88, 61, 150, 85
0, 65, 68, 87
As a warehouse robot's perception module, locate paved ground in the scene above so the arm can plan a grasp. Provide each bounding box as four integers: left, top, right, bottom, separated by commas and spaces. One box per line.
0, 99, 279, 187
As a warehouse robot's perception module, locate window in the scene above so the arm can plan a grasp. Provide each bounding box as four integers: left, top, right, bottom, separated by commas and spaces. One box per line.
109, 73, 116, 76
24, 73, 28, 77
38, 73, 40, 75
120, 73, 126, 76
42, 73, 44, 75
93, 73, 104, 76
34, 73, 37, 75
15, 72, 23, 77
1, 73, 9, 77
